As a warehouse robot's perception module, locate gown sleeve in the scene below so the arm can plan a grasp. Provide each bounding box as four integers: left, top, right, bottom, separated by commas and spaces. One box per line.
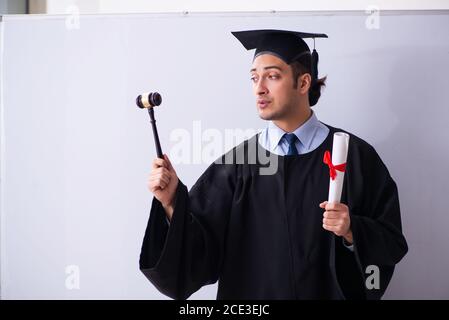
342, 141, 408, 300
139, 161, 236, 299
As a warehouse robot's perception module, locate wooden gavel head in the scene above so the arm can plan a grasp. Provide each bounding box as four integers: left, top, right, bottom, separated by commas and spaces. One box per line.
136, 92, 162, 109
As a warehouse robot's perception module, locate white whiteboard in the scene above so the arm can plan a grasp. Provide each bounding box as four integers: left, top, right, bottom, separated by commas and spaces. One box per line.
1, 11, 448, 299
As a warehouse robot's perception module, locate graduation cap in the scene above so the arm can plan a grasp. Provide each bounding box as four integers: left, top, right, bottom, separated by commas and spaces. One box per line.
231, 29, 328, 84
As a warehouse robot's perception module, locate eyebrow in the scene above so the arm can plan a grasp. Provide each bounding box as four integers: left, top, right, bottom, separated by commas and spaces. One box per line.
250, 66, 283, 73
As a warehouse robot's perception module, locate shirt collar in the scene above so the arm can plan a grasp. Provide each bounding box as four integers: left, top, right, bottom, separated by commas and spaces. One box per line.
267, 111, 320, 151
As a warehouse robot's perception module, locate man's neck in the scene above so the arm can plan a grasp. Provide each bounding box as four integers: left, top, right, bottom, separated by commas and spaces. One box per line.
273, 107, 312, 133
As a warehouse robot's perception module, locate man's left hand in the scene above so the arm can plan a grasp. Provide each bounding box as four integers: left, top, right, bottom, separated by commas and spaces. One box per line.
319, 201, 353, 244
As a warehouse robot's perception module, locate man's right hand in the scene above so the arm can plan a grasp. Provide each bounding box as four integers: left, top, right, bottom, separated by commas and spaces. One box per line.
148, 154, 179, 220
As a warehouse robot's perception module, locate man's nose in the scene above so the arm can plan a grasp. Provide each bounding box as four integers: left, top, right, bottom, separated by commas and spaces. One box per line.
255, 79, 268, 95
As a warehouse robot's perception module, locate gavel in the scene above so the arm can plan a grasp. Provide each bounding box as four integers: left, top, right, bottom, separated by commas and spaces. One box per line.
136, 92, 164, 159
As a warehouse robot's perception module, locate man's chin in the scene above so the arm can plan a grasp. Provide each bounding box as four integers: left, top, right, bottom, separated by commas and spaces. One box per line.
258, 111, 279, 121
259, 114, 272, 121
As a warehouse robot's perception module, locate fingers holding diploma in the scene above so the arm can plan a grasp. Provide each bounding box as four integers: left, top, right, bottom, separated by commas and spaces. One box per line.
319, 201, 353, 244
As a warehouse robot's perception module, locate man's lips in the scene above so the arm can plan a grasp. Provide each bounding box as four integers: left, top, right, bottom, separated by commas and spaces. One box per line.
257, 100, 271, 108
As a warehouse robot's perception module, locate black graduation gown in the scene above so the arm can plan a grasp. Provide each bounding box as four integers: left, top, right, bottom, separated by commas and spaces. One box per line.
139, 124, 408, 300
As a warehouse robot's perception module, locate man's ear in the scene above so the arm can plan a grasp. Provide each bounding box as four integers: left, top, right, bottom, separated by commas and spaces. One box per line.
299, 73, 312, 95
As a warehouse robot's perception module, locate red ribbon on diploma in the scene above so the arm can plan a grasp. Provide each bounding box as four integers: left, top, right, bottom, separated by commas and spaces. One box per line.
323, 150, 346, 181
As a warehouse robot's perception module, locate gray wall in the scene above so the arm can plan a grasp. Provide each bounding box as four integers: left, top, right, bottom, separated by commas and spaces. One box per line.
0, 0, 27, 14
0, 11, 448, 299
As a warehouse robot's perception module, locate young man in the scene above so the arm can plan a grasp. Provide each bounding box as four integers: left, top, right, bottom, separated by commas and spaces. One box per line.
140, 30, 408, 300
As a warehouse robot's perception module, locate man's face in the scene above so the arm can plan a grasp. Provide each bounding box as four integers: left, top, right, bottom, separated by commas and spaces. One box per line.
250, 54, 301, 121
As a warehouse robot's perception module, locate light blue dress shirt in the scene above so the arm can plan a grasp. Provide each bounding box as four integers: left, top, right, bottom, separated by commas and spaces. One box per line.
258, 110, 329, 155
258, 111, 354, 252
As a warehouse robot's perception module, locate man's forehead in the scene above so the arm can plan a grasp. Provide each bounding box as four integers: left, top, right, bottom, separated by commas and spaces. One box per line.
250, 54, 288, 72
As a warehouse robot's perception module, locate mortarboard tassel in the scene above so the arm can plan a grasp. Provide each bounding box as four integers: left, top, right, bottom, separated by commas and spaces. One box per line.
311, 48, 319, 86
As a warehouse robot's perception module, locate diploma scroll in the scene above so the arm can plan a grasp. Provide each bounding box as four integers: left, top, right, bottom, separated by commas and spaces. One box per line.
327, 132, 350, 203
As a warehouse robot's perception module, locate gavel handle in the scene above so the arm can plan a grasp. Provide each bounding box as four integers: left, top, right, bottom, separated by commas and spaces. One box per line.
148, 108, 163, 159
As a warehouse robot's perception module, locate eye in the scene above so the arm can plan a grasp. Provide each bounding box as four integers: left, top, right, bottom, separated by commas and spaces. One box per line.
268, 74, 279, 80
250, 76, 258, 82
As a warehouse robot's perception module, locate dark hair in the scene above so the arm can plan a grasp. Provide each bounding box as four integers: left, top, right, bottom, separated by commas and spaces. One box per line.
290, 55, 327, 107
